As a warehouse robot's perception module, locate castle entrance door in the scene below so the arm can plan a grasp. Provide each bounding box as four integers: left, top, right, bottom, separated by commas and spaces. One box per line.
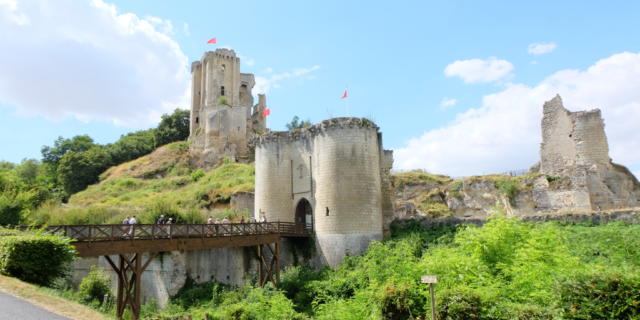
295, 198, 313, 232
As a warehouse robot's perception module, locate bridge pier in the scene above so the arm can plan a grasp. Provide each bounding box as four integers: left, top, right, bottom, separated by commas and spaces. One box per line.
257, 241, 280, 287
104, 253, 157, 320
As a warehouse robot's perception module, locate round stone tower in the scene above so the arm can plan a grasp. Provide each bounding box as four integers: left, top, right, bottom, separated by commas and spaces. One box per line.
255, 118, 393, 267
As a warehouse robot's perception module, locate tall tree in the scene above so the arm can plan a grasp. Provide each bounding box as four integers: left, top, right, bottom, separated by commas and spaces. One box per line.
41, 135, 96, 166
154, 109, 190, 147
285, 116, 312, 130
57, 146, 112, 195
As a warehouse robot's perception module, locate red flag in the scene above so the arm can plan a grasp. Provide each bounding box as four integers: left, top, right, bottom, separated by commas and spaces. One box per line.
262, 108, 271, 118
341, 89, 348, 99
207, 37, 217, 44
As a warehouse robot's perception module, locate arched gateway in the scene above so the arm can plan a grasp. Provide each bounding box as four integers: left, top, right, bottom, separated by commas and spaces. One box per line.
295, 198, 313, 230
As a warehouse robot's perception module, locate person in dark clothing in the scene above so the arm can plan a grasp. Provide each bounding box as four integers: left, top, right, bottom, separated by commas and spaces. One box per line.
156, 215, 165, 224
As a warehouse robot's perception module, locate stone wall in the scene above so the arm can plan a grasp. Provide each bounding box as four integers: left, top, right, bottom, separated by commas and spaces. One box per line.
188, 49, 266, 168
71, 247, 256, 307
255, 118, 388, 267
230, 191, 254, 215
536, 95, 640, 212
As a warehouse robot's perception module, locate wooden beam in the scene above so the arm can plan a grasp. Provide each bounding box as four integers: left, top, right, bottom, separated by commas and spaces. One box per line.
74, 233, 281, 257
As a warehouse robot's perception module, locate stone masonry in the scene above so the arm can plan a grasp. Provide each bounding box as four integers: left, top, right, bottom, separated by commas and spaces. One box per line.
254, 118, 394, 267
533, 95, 640, 212
188, 49, 266, 168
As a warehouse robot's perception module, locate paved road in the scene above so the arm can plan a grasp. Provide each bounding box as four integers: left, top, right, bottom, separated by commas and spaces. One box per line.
0, 291, 70, 320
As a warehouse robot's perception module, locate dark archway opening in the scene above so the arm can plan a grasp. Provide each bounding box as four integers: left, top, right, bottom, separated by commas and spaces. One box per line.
295, 198, 313, 231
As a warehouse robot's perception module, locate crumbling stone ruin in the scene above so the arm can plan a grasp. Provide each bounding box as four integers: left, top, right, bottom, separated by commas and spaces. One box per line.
391, 95, 640, 220
188, 49, 267, 168
531, 95, 640, 212
254, 118, 394, 267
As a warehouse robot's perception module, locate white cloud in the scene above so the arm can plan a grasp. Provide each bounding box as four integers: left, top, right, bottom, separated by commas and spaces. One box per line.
444, 57, 513, 83
145, 15, 174, 35
528, 42, 557, 55
0, 0, 190, 127
440, 97, 457, 109
395, 52, 640, 177
254, 65, 320, 94
182, 22, 190, 36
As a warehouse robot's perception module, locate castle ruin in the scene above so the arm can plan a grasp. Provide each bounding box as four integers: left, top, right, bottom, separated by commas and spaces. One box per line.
532, 95, 640, 211
254, 118, 395, 267
188, 49, 266, 167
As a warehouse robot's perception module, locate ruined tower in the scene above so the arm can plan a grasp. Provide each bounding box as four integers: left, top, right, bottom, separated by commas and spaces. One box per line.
534, 95, 640, 211
254, 118, 394, 267
189, 49, 266, 167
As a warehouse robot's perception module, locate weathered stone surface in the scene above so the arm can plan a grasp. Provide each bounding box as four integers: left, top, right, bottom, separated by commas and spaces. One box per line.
71, 247, 257, 307
389, 95, 639, 220
189, 49, 266, 168
255, 117, 393, 268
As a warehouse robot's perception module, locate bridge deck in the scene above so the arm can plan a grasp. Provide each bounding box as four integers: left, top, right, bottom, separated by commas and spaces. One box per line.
39, 222, 310, 257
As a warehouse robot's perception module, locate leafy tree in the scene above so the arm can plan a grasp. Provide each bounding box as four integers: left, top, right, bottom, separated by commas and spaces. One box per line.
41, 135, 96, 166
106, 129, 156, 164
0, 161, 15, 172
57, 146, 112, 195
285, 116, 312, 130
154, 108, 190, 147
15, 159, 40, 185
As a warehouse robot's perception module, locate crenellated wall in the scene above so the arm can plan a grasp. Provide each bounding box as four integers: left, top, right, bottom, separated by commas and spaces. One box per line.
255, 118, 392, 267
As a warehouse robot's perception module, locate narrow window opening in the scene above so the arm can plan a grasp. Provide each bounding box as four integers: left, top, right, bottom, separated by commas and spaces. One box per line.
221, 86, 225, 96
325, 207, 330, 216
569, 134, 572, 138
195, 117, 199, 124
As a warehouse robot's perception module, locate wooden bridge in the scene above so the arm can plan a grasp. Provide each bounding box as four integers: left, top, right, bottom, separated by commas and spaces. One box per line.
38, 222, 311, 320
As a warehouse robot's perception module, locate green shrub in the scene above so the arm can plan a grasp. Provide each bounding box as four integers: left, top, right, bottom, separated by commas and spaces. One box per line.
557, 273, 640, 320
0, 195, 22, 226
0, 228, 76, 286
79, 266, 111, 304
191, 169, 205, 182
171, 278, 226, 308
437, 288, 483, 320
494, 178, 520, 205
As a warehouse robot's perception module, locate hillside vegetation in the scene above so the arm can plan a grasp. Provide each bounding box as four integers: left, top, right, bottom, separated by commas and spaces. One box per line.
145, 217, 640, 320
391, 170, 544, 219
28, 142, 255, 225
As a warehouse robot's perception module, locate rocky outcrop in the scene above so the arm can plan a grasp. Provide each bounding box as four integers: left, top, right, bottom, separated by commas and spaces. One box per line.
390, 95, 640, 221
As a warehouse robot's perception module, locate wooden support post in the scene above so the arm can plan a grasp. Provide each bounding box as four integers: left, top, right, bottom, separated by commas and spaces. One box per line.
105, 253, 157, 320
257, 240, 280, 287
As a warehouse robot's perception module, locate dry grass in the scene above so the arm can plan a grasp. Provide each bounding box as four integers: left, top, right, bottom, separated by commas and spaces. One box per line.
0, 275, 111, 320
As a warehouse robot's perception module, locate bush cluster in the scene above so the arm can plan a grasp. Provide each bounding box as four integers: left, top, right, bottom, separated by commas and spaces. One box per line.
0, 228, 76, 286
79, 266, 112, 304
143, 218, 640, 320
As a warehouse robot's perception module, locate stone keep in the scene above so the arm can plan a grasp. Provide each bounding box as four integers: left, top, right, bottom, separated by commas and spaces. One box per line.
534, 95, 640, 211
189, 49, 266, 167
254, 118, 394, 267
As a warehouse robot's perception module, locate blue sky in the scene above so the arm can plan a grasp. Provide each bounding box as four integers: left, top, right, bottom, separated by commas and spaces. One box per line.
1, 0, 639, 177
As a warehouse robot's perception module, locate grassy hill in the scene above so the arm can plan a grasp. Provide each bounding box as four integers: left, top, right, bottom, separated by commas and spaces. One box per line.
28, 142, 255, 225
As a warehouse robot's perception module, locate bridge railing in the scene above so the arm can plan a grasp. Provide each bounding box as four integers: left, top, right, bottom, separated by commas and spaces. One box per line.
29, 222, 310, 242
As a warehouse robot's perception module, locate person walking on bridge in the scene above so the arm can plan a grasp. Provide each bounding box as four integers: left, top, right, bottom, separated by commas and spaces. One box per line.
128, 215, 137, 237
206, 216, 214, 236
121, 216, 130, 237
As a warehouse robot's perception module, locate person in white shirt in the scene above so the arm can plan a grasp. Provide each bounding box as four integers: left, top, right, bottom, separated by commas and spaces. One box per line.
127, 215, 137, 236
